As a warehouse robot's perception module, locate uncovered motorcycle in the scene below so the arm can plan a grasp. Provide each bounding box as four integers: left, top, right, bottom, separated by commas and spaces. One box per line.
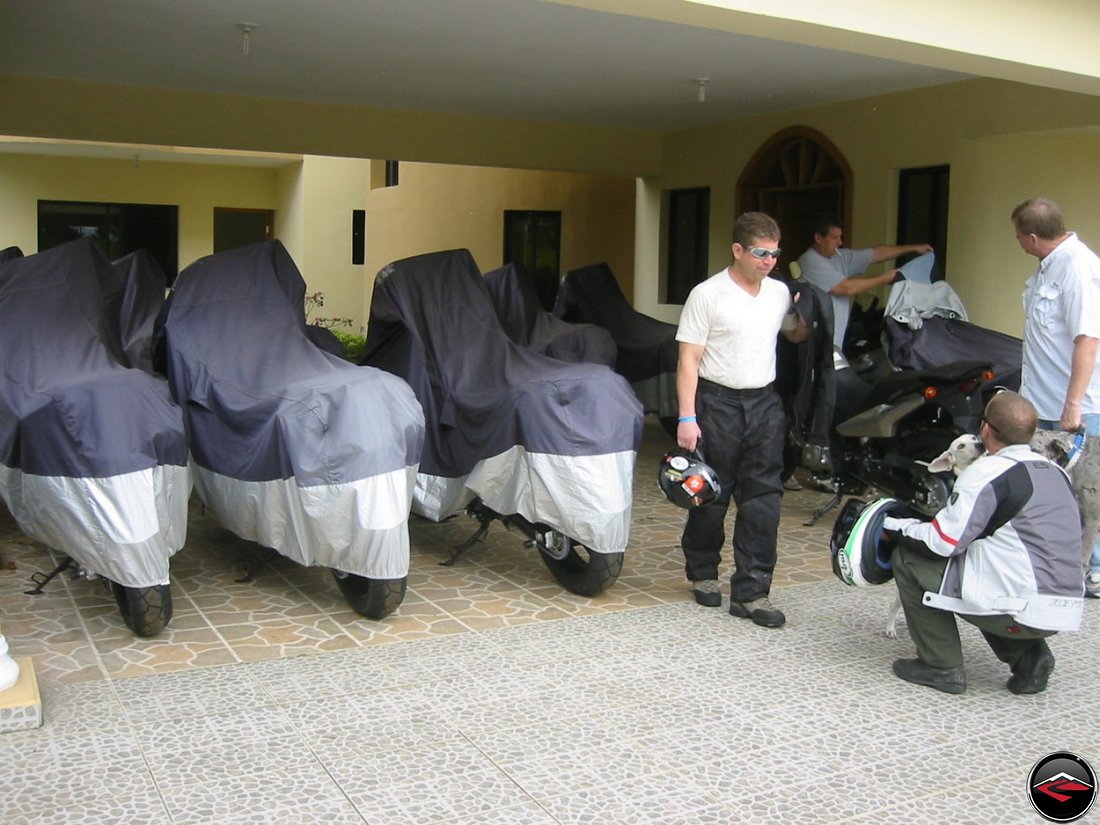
797, 350, 993, 525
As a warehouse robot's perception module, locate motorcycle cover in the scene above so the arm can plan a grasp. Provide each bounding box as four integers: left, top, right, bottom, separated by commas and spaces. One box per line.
0, 239, 190, 587
553, 262, 678, 417
483, 262, 616, 367
885, 279, 1022, 391
362, 249, 643, 554
161, 240, 424, 579
112, 249, 168, 374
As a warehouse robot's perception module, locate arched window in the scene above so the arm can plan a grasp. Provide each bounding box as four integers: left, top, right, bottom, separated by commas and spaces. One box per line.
736, 127, 852, 270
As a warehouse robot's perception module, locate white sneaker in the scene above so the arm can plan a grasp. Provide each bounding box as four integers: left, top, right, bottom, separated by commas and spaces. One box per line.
1086, 570, 1100, 599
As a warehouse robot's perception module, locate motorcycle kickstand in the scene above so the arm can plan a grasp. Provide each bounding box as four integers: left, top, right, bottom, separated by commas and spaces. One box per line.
804, 489, 843, 527
24, 557, 74, 595
235, 547, 280, 583
443, 519, 492, 566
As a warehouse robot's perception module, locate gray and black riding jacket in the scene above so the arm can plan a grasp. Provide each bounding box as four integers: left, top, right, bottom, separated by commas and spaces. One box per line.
887, 443, 1084, 632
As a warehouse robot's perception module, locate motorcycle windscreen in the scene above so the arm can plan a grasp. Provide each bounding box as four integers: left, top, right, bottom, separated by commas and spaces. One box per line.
554, 262, 678, 383
0, 238, 190, 585
163, 239, 425, 578
483, 262, 617, 368
363, 249, 643, 553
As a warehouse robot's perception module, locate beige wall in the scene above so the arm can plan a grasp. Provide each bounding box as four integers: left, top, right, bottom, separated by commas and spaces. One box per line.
0, 75, 662, 178
295, 156, 371, 330
362, 161, 636, 322
0, 153, 287, 271
640, 77, 1100, 336
949, 129, 1100, 331
0, 151, 635, 333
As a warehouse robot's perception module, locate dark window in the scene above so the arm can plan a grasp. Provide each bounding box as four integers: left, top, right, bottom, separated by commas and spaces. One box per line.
214, 208, 273, 253
385, 160, 399, 187
665, 187, 710, 304
897, 165, 949, 278
503, 210, 562, 310
351, 209, 366, 266
38, 200, 178, 281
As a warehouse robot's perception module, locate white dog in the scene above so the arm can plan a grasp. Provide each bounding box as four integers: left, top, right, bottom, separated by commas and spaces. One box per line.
884, 433, 985, 638
925, 433, 985, 476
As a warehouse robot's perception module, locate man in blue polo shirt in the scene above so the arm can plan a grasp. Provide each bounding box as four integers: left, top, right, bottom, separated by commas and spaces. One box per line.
797, 213, 932, 351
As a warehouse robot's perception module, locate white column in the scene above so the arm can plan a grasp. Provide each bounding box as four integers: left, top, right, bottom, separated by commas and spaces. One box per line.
0, 624, 20, 693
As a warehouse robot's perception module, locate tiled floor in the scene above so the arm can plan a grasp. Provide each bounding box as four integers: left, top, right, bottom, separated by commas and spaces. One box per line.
2, 418, 1098, 824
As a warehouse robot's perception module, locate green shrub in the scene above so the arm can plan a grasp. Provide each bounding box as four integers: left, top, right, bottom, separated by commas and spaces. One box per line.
332, 330, 366, 362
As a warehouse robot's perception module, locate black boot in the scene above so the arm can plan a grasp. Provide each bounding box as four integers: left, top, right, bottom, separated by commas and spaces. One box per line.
1006, 640, 1055, 695
892, 658, 966, 694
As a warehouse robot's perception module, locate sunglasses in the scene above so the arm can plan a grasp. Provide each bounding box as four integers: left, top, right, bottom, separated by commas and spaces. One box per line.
981, 416, 998, 434
746, 246, 782, 260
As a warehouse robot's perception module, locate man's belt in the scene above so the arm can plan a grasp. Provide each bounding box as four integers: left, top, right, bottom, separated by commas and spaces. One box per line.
697, 378, 773, 398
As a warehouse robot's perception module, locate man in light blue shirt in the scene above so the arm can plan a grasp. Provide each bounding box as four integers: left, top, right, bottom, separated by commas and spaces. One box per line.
1013, 196, 1100, 599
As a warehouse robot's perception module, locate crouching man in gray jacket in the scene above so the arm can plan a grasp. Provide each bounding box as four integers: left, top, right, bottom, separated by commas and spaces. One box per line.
883, 390, 1084, 695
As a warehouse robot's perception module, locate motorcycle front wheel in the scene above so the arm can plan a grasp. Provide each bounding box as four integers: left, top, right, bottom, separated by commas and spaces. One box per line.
110, 581, 173, 637
332, 571, 407, 620
535, 531, 623, 596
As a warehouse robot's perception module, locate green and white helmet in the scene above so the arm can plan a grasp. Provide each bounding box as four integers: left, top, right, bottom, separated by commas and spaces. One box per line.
829, 497, 905, 587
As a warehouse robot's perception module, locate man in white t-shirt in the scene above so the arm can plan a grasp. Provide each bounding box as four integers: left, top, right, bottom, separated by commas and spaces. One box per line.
675, 212, 808, 627
796, 213, 932, 350
1012, 196, 1100, 598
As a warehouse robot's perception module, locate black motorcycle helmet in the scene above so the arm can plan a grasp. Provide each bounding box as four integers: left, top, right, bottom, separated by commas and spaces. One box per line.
658, 449, 721, 509
829, 497, 908, 586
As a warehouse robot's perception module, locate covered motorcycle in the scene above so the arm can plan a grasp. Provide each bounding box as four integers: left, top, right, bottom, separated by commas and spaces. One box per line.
483, 261, 616, 367
112, 248, 169, 374
883, 277, 1022, 392
362, 249, 644, 595
160, 240, 424, 619
0, 238, 189, 636
554, 262, 679, 426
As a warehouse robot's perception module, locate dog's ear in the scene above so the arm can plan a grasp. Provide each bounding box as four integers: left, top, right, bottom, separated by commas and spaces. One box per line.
928, 451, 953, 474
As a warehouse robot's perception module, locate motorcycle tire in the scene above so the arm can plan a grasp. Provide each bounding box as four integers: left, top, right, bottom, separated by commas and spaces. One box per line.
110, 581, 173, 637
535, 531, 623, 596
332, 571, 407, 620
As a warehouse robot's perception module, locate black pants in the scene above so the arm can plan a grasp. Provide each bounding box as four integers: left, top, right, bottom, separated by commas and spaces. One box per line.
681, 382, 784, 602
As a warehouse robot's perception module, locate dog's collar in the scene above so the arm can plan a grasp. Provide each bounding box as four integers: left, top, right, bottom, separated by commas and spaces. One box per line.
1061, 430, 1087, 471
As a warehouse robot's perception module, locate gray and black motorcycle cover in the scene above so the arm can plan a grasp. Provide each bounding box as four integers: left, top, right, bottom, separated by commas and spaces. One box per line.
884, 279, 1021, 392
483, 262, 617, 367
362, 249, 643, 554
0, 239, 190, 587
553, 262, 678, 417
161, 240, 425, 579
112, 249, 168, 374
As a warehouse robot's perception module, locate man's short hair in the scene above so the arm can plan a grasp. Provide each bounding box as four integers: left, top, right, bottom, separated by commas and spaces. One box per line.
984, 390, 1037, 446
812, 213, 843, 238
732, 212, 780, 248
1011, 197, 1066, 241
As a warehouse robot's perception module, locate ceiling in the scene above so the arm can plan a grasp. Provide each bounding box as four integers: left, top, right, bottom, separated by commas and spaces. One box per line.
0, 0, 969, 148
